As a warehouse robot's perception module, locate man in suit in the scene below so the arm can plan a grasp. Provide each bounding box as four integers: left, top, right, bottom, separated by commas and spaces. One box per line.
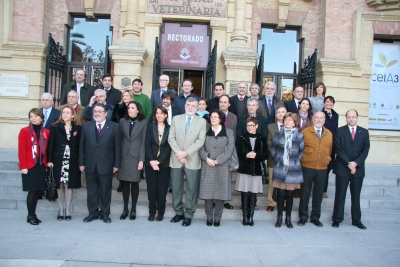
162, 91, 181, 125
150, 74, 176, 108
60, 69, 95, 106
132, 78, 152, 121
258, 82, 284, 125
79, 103, 122, 223
298, 111, 333, 227
332, 109, 370, 229
57, 90, 86, 126
207, 82, 225, 110
236, 97, 268, 139
229, 82, 249, 117
101, 73, 121, 107
40, 93, 60, 130
83, 89, 116, 122
250, 83, 261, 99
168, 97, 206, 227
174, 79, 199, 114
284, 85, 304, 113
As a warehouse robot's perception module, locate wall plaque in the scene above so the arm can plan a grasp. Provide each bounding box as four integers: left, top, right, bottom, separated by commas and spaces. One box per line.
147, 0, 227, 18
229, 82, 239, 94
0, 74, 29, 97
121, 77, 131, 89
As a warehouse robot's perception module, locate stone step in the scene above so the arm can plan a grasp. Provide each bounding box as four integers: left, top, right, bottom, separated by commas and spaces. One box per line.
0, 161, 19, 170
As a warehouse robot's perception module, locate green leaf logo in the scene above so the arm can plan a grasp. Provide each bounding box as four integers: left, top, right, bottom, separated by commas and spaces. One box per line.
378, 53, 398, 68
379, 53, 386, 66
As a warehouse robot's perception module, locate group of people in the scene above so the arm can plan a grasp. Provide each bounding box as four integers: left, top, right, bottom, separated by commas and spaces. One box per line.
18, 70, 370, 230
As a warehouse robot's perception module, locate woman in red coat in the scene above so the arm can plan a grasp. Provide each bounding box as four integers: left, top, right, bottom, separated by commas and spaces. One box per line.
18, 108, 50, 225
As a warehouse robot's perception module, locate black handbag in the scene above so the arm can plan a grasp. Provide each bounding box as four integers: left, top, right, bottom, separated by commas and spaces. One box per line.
43, 167, 58, 201
272, 188, 278, 202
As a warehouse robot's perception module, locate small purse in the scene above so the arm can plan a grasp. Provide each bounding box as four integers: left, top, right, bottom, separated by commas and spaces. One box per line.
43, 167, 58, 201
229, 147, 239, 171
272, 188, 278, 202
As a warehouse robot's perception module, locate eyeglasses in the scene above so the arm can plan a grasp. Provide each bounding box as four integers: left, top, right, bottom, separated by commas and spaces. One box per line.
210, 116, 219, 119
246, 124, 256, 127
93, 110, 105, 114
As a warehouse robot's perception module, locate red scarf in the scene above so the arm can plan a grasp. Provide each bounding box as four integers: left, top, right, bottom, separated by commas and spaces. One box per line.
29, 123, 47, 165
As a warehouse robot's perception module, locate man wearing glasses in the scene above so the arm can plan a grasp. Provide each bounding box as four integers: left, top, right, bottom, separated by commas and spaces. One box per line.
150, 74, 176, 110
332, 109, 370, 230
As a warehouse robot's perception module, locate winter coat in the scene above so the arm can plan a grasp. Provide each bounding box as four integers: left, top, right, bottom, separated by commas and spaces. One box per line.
237, 132, 268, 176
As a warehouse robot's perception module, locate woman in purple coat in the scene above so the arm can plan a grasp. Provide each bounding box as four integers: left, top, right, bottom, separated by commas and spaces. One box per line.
321, 96, 339, 198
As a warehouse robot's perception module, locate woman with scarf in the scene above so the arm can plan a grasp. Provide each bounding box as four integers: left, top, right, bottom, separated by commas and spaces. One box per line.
271, 112, 304, 228
18, 108, 50, 225
196, 98, 209, 121
47, 106, 82, 221
296, 98, 313, 132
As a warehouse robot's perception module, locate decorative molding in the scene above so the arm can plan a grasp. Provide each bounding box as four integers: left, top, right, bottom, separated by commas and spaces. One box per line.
366, 0, 400, 11
144, 14, 163, 24
84, 0, 95, 18
210, 18, 227, 28
277, 0, 291, 29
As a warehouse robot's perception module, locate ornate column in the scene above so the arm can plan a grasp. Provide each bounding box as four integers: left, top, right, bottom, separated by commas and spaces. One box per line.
122, 0, 140, 38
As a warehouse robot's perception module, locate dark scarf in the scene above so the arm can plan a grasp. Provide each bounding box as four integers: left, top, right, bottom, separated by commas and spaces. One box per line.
29, 123, 47, 165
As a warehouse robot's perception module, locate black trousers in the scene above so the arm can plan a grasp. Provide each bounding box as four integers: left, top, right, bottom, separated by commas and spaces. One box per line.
332, 174, 364, 224
299, 167, 327, 221
145, 165, 170, 215
85, 166, 113, 216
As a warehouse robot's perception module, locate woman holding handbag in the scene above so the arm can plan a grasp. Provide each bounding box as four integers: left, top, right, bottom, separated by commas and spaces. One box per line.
47, 106, 82, 221
199, 109, 235, 227
18, 108, 50, 225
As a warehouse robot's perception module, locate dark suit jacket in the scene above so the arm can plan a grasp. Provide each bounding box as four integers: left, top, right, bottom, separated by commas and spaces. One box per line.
150, 88, 176, 109
61, 81, 95, 107
79, 120, 122, 175
284, 99, 299, 113
82, 103, 116, 122
257, 97, 284, 125
42, 108, 61, 130
104, 86, 122, 107
334, 125, 370, 177
225, 111, 237, 140
171, 106, 181, 117
207, 97, 219, 111
174, 93, 199, 114
47, 123, 82, 189
236, 113, 268, 140
145, 122, 171, 168
229, 95, 249, 117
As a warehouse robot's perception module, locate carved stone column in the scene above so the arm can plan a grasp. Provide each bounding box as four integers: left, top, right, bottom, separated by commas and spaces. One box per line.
123, 0, 140, 38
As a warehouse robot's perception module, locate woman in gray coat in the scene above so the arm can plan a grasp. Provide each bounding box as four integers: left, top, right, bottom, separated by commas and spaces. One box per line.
199, 109, 235, 227
271, 112, 304, 228
118, 101, 147, 220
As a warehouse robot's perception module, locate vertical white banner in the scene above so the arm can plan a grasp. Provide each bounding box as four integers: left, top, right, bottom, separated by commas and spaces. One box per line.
369, 41, 400, 130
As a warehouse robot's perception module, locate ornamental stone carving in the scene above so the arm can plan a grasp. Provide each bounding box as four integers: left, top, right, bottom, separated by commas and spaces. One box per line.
366, 0, 400, 11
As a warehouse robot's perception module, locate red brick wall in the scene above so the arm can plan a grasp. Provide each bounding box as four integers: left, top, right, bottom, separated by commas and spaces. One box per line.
373, 21, 400, 35
13, 0, 46, 42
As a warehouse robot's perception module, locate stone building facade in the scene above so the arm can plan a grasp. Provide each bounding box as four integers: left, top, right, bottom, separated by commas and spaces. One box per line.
0, 0, 400, 164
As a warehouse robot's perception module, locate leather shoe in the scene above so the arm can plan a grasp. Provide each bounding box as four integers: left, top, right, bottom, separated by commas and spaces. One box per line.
206, 219, 212, 226
297, 219, 307, 226
35, 215, 42, 223
156, 213, 164, 221
120, 210, 129, 220
27, 216, 39, 225
148, 214, 155, 221
266, 206, 274, 211
332, 222, 340, 228
182, 218, 191, 227
214, 220, 220, 227
352, 222, 367, 230
102, 216, 112, 223
65, 216, 71, 221
224, 203, 234, 209
83, 215, 98, 223
170, 214, 184, 223
311, 219, 323, 227
129, 211, 136, 220
117, 182, 122, 192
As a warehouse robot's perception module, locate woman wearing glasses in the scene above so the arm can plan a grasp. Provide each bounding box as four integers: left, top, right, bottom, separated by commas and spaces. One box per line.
271, 112, 304, 228
235, 117, 268, 226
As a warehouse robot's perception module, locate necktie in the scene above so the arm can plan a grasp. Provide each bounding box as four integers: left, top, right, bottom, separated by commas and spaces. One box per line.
268, 99, 272, 115
351, 127, 355, 140
224, 114, 228, 127
317, 129, 321, 139
98, 123, 102, 133
185, 117, 191, 135
280, 124, 284, 131
44, 110, 48, 125
160, 90, 165, 104
105, 88, 110, 95
239, 96, 243, 101
296, 101, 299, 109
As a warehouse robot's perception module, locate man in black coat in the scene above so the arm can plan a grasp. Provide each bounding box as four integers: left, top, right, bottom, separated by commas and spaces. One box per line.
332, 109, 370, 230
101, 73, 121, 107
229, 82, 249, 117
60, 69, 95, 106
40, 93, 60, 130
174, 79, 199, 114
83, 89, 116, 122
207, 82, 225, 111
79, 103, 122, 223
284, 85, 304, 113
150, 74, 176, 108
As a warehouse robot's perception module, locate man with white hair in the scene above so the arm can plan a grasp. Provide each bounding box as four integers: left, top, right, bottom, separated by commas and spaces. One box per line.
40, 92, 60, 130
83, 89, 116, 122
258, 82, 284, 125
57, 90, 86, 126
150, 74, 176, 109
298, 111, 332, 227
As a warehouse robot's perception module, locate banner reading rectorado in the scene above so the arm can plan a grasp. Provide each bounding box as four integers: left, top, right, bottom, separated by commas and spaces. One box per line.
368, 41, 400, 130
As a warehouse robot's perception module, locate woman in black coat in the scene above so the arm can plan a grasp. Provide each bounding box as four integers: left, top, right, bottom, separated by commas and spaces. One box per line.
48, 106, 82, 221
145, 106, 171, 222
235, 117, 268, 226
113, 90, 133, 123
321, 96, 339, 198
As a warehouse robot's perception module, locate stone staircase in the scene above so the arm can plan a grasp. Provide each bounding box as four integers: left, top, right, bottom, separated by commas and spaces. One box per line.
1, 148, 399, 223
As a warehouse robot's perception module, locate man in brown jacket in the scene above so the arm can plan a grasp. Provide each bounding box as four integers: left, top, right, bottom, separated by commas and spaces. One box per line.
298, 111, 332, 227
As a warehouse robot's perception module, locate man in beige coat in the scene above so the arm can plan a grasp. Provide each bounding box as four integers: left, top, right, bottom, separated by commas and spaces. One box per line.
168, 97, 206, 227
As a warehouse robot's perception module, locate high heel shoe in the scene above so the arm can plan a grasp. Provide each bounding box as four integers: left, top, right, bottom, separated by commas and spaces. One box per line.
120, 210, 129, 220
27, 216, 39, 225
35, 214, 42, 223
65, 209, 71, 221
57, 210, 64, 221
129, 210, 136, 220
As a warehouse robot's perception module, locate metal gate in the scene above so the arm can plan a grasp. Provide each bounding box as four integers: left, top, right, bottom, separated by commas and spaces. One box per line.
152, 37, 161, 91
44, 33, 65, 107
256, 44, 265, 97
205, 41, 217, 99
300, 49, 318, 98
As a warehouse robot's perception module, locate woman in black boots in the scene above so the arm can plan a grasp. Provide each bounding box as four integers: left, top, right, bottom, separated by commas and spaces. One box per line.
270, 112, 304, 228
18, 108, 50, 225
235, 117, 268, 226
